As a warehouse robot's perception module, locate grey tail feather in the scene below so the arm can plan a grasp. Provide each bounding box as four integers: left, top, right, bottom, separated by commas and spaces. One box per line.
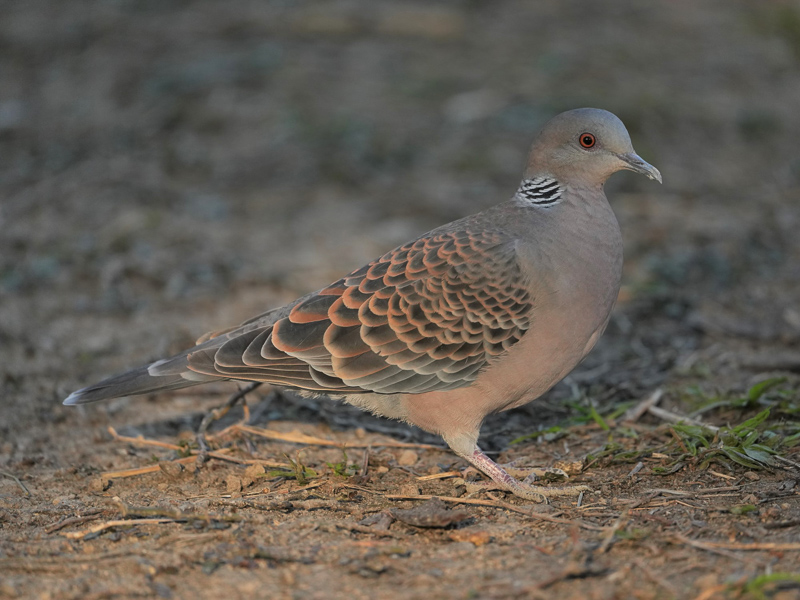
63, 365, 201, 405
64, 333, 235, 406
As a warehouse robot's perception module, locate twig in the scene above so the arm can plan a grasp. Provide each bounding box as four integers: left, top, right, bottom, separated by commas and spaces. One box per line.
672, 536, 761, 564
756, 492, 796, 505
207, 397, 252, 442
672, 534, 792, 568
0, 471, 30, 496
774, 455, 800, 470
627, 462, 644, 478
105, 427, 292, 479
692, 584, 730, 600
632, 557, 678, 597
675, 536, 800, 552
196, 382, 262, 465
221, 497, 349, 512
360, 446, 370, 477
380, 492, 604, 531
61, 497, 243, 540
283, 499, 349, 512
416, 471, 461, 481
107, 427, 183, 451
582, 457, 601, 471
318, 521, 402, 539
108, 427, 241, 463
101, 454, 291, 480
647, 406, 720, 432
45, 510, 104, 534
235, 424, 442, 450
764, 519, 800, 529
102, 456, 197, 479
0, 550, 154, 573
186, 480, 326, 501
113, 497, 240, 522
620, 487, 740, 510
62, 518, 177, 540
622, 388, 663, 423
598, 511, 629, 553
533, 562, 609, 590
642, 486, 740, 497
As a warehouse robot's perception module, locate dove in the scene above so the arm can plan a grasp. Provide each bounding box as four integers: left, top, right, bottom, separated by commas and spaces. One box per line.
64, 108, 661, 501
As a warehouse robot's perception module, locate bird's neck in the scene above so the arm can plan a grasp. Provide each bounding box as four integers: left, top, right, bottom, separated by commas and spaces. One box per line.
514, 176, 564, 207
513, 176, 605, 210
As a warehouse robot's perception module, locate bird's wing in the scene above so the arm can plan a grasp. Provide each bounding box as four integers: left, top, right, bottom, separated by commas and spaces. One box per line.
185, 228, 533, 394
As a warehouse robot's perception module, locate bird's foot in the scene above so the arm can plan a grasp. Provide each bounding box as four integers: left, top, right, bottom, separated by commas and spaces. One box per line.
461, 478, 589, 502
460, 449, 588, 503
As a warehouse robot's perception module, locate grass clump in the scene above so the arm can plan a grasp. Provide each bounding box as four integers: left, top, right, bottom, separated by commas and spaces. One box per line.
267, 451, 318, 485
733, 572, 800, 600
657, 408, 794, 473
326, 448, 358, 478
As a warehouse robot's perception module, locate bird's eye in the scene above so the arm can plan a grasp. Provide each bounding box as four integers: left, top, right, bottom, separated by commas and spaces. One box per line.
579, 133, 596, 148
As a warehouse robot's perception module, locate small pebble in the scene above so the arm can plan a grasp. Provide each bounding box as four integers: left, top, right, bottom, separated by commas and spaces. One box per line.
694, 573, 718, 592
397, 450, 418, 466
358, 512, 395, 531
159, 461, 183, 479
244, 464, 266, 478
88, 478, 109, 493
242, 464, 266, 487
226, 475, 242, 493
398, 482, 420, 496
449, 529, 492, 546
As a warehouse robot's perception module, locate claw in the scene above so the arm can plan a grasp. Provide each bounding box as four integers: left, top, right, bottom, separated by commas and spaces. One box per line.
456, 448, 590, 502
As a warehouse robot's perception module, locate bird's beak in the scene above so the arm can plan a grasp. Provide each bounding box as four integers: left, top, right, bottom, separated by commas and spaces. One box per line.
618, 152, 662, 184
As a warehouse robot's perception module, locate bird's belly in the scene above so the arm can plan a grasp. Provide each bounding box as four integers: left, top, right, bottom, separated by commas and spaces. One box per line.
392, 284, 618, 438
477, 275, 618, 413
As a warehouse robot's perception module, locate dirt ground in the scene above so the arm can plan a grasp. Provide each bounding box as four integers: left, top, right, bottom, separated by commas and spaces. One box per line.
3, 1, 800, 598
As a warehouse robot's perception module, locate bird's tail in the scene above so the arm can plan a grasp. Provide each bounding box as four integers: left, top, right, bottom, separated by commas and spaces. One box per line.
63, 365, 197, 405
63, 344, 222, 405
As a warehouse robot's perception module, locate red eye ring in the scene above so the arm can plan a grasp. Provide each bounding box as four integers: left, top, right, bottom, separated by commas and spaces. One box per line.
579, 133, 596, 148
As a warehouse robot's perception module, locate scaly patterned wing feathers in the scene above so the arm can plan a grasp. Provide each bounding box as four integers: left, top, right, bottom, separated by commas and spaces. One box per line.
186, 229, 532, 395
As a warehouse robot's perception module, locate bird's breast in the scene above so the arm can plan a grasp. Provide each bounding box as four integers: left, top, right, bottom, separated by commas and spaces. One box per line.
476, 195, 623, 412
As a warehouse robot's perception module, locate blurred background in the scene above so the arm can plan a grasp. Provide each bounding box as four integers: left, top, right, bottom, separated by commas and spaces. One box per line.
5, 2, 800, 598
3, 0, 800, 476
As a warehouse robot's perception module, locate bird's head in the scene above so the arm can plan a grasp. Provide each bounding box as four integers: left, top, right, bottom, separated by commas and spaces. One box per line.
525, 108, 661, 186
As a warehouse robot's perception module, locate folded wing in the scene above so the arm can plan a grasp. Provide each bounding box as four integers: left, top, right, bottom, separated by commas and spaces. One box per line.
185, 228, 533, 395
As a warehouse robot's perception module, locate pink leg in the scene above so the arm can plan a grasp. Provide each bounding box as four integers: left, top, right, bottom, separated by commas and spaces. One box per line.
463, 448, 588, 503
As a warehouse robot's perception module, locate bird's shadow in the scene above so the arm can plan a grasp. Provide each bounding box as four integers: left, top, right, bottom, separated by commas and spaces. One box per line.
115, 386, 574, 454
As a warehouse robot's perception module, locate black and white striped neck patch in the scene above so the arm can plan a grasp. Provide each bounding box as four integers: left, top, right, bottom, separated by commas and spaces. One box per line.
515, 177, 563, 207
